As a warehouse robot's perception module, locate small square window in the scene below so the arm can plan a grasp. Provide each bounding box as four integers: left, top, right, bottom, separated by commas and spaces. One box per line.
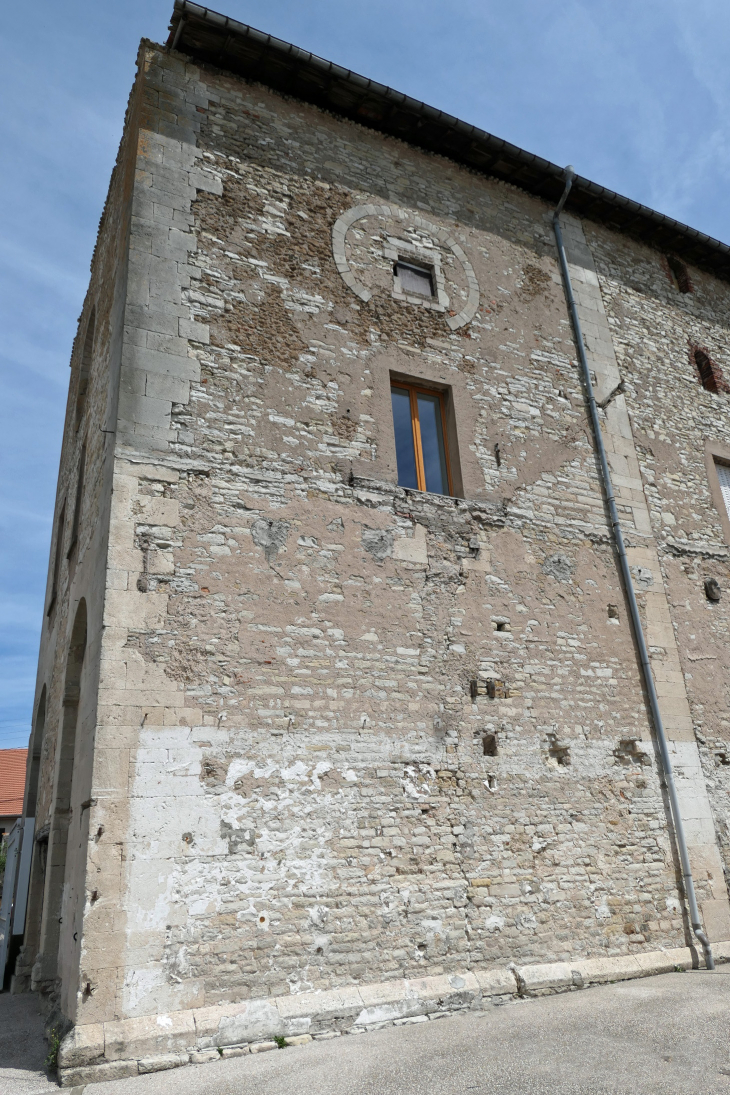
391, 381, 452, 495
394, 260, 434, 299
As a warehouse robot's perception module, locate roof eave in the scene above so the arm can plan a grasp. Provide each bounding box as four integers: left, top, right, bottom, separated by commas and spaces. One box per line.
165, 1, 730, 281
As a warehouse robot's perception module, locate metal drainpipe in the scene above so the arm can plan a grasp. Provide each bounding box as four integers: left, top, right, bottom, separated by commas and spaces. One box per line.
552, 167, 715, 970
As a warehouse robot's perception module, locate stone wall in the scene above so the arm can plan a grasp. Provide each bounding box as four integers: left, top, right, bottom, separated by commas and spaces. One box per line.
586, 222, 730, 893
83, 41, 730, 1028
25, 36, 730, 1058
15, 58, 143, 1021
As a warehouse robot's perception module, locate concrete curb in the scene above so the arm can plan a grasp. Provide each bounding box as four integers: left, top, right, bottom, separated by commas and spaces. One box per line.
57, 941, 730, 1085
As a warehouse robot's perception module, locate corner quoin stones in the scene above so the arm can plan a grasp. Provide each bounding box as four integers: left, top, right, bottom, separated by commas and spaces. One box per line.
16, 7, 730, 1084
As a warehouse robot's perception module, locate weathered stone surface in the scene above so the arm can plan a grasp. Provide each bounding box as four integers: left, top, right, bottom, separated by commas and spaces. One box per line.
189, 1048, 220, 1063
103, 1011, 194, 1061
575, 955, 642, 984
58, 1059, 139, 1086
137, 1053, 189, 1073
276, 986, 362, 1023
474, 968, 519, 997
57, 1023, 105, 1068
194, 999, 282, 1048
51, 944, 730, 1082
517, 961, 574, 995
24, 17, 730, 1076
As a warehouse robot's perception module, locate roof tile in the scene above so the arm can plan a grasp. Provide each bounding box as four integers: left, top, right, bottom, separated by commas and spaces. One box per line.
0, 749, 27, 816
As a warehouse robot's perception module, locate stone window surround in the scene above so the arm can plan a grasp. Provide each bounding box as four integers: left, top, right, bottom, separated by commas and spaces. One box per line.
704, 440, 730, 548
331, 203, 479, 330
384, 237, 448, 313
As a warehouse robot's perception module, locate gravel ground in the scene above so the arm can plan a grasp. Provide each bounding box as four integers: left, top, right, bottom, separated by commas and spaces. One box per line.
0, 991, 57, 1094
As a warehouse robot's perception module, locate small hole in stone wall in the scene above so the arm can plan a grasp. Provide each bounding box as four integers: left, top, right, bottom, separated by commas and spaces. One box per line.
547, 733, 571, 766
259, 915, 266, 924
705, 577, 722, 602
692, 347, 729, 394
696, 349, 717, 391
614, 737, 650, 767
496, 622, 508, 632
608, 604, 620, 620
483, 733, 498, 757
316, 946, 323, 955
715, 751, 730, 767
90, 890, 99, 904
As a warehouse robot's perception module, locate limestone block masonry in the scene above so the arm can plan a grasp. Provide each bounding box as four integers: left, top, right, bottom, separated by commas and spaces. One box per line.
560, 214, 730, 943
56, 942, 730, 1086
18, 10, 730, 1085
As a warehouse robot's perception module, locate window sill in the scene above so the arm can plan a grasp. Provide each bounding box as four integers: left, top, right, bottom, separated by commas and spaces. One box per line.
400, 485, 455, 500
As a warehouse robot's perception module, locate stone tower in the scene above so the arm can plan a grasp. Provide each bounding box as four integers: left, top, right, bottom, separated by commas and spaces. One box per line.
9, 2, 730, 1083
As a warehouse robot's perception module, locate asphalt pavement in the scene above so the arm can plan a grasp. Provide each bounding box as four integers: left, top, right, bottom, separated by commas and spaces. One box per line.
2, 970, 730, 1095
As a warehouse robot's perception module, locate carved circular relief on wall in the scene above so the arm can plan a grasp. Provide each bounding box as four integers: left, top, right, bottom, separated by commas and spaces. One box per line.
331, 204, 480, 330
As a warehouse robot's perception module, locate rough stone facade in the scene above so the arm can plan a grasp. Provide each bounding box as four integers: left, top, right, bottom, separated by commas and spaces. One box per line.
13, 11, 730, 1083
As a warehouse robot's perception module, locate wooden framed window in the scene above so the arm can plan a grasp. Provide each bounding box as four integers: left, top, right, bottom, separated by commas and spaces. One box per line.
391, 382, 453, 495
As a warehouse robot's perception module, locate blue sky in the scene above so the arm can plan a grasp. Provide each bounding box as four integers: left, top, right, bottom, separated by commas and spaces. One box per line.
2, 0, 730, 748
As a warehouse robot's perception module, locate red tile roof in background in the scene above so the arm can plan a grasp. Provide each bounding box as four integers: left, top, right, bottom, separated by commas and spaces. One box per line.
0, 749, 27, 816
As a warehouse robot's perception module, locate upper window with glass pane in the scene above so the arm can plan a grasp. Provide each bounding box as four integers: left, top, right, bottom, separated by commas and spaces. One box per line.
391, 382, 452, 496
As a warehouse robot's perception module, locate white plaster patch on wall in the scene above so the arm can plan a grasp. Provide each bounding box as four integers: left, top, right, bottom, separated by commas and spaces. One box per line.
123, 723, 224, 1015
